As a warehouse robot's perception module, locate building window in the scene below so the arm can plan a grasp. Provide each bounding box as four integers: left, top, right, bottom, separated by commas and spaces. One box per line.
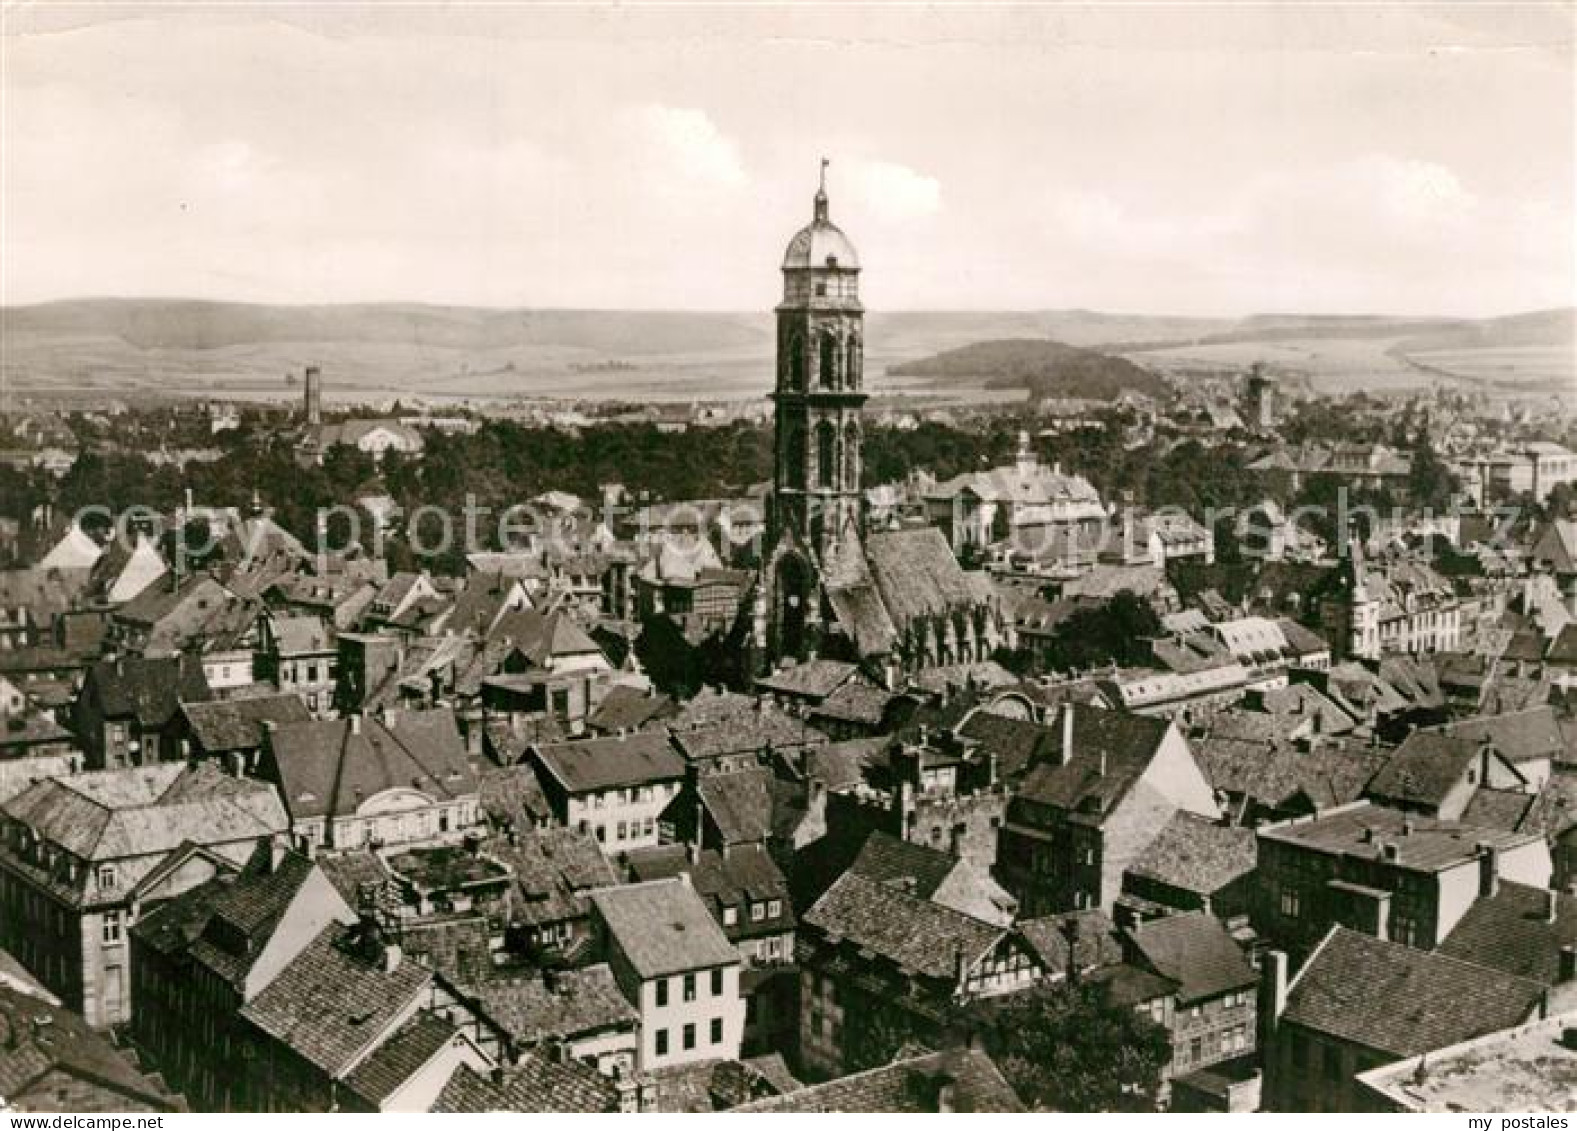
655, 1029, 669, 1057
102, 910, 122, 945
1279, 887, 1301, 918
722, 905, 738, 926
711, 968, 723, 996
767, 899, 781, 918
656, 979, 669, 1007
683, 973, 696, 1002
751, 901, 766, 923
97, 865, 117, 891
683, 1023, 696, 1051
710, 1017, 723, 1045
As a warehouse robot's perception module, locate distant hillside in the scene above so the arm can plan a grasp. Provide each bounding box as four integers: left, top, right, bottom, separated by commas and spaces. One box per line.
3, 299, 768, 355
887, 338, 1171, 402
1391, 307, 1576, 354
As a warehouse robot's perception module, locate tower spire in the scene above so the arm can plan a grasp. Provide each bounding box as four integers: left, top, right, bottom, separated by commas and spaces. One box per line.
815, 157, 830, 221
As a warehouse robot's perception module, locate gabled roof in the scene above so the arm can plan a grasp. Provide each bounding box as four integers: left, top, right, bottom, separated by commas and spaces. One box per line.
181, 693, 312, 755
344, 1010, 461, 1109
585, 684, 677, 734
756, 659, 861, 700
1283, 927, 1545, 1059
1124, 911, 1255, 1004
1432, 707, 1566, 766
1016, 909, 1123, 977
267, 709, 476, 821
469, 963, 636, 1045
697, 769, 775, 846
488, 827, 616, 930
1436, 880, 1577, 985
3, 761, 287, 866
1364, 731, 1485, 809
588, 878, 741, 980
734, 1048, 1024, 1113
1257, 802, 1541, 872
434, 1055, 617, 1113
0, 985, 179, 1110
80, 654, 213, 727
1126, 812, 1257, 896
239, 925, 433, 1078
847, 830, 957, 899
1013, 705, 1174, 818
531, 731, 684, 795
268, 613, 334, 655
803, 871, 1002, 983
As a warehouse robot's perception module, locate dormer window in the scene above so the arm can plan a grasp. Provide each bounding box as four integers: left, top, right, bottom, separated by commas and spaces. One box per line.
723, 905, 738, 926
97, 864, 117, 891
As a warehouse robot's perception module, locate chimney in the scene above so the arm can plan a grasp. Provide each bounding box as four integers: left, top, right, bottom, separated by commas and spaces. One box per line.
1096, 749, 1107, 777
1258, 949, 1290, 1050
952, 944, 968, 987
380, 941, 403, 973
1546, 888, 1560, 925
1559, 944, 1577, 984
349, 713, 363, 736
1477, 843, 1500, 899
1060, 705, 1074, 765
304, 365, 323, 427
934, 1076, 957, 1114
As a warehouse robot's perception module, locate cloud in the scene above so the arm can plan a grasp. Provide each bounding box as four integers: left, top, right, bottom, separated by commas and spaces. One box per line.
848, 159, 942, 222
629, 105, 747, 188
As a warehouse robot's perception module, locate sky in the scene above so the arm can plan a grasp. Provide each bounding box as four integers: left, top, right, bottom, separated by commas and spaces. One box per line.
3, 3, 1574, 316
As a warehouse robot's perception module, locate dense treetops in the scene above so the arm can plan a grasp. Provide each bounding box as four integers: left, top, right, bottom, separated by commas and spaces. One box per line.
889, 339, 1172, 403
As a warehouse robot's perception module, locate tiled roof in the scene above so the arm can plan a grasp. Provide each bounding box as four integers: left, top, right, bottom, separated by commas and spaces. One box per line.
316, 850, 396, 910
398, 915, 494, 986
1013, 705, 1172, 817
1364, 731, 1482, 808
239, 925, 433, 1077
344, 1010, 459, 1108
734, 1048, 1024, 1113
1017, 909, 1124, 976
269, 613, 334, 655
1433, 707, 1566, 766
803, 871, 1002, 982
588, 878, 741, 980
532, 731, 683, 795
488, 827, 616, 930
669, 707, 826, 763
81, 654, 213, 727
1126, 812, 1257, 896
1436, 880, 1577, 986
756, 659, 860, 700
810, 682, 899, 726
1125, 911, 1255, 1004
1257, 802, 1540, 872
3, 761, 287, 867
1458, 787, 1542, 834
475, 763, 553, 830
848, 830, 956, 899
433, 1056, 617, 1113
181, 693, 312, 755
0, 985, 179, 1110
698, 769, 775, 845
585, 684, 677, 734
684, 846, 793, 936
1195, 735, 1385, 812
267, 709, 476, 821
470, 963, 636, 1045
956, 711, 1061, 781
1283, 927, 1545, 1059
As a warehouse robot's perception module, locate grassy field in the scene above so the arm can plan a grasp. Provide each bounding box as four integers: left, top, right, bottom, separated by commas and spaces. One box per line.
1, 300, 1568, 407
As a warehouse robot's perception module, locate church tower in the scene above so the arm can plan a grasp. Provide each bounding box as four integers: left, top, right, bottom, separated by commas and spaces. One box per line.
772, 162, 867, 555
759, 164, 867, 665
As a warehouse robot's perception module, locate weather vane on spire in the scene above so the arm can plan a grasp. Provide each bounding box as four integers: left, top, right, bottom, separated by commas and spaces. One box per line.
820, 156, 829, 192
